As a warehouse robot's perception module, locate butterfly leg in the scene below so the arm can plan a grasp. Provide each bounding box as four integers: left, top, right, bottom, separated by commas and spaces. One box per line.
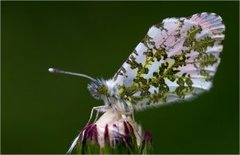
93, 109, 100, 123
122, 100, 135, 120
87, 105, 108, 124
66, 132, 81, 154
131, 109, 135, 121
121, 110, 135, 120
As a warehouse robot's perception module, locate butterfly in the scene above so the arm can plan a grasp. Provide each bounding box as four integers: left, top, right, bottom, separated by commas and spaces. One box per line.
49, 12, 225, 153
49, 12, 225, 116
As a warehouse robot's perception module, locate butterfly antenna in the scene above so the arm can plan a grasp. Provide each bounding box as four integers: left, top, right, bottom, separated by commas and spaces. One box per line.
48, 68, 96, 82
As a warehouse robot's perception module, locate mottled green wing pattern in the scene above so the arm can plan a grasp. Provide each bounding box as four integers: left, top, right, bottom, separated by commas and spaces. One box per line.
113, 13, 225, 111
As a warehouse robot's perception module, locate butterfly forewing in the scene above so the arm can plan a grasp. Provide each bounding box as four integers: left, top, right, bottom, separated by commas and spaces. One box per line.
112, 13, 225, 111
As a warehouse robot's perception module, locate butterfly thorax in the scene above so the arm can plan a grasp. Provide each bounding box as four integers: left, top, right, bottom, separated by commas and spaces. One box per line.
87, 79, 133, 114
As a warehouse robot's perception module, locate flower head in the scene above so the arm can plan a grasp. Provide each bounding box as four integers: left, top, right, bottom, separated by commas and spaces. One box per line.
69, 109, 152, 154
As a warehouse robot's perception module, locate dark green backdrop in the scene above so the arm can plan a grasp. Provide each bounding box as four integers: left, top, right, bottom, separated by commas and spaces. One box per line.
2, 1, 239, 154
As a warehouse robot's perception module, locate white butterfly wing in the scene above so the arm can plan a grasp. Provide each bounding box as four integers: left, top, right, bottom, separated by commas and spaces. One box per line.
112, 13, 225, 111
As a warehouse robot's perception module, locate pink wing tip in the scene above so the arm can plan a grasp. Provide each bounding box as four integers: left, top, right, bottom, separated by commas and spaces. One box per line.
190, 12, 225, 34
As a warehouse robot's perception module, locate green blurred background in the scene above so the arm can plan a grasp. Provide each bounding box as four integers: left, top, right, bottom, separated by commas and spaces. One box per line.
2, 1, 239, 154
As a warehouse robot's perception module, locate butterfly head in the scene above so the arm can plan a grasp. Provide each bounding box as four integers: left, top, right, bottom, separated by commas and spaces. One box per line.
88, 79, 109, 100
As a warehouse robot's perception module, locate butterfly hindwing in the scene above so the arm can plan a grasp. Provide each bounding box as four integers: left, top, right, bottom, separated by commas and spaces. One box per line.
112, 13, 225, 111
